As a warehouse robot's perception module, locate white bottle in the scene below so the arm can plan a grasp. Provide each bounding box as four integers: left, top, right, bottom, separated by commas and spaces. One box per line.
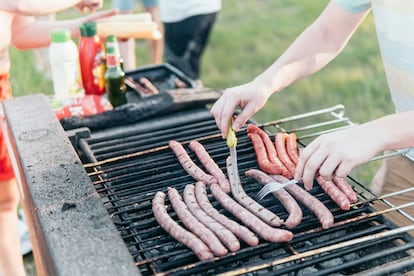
49, 28, 82, 98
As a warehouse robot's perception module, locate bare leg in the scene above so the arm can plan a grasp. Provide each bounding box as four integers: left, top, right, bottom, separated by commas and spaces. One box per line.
0, 177, 25, 276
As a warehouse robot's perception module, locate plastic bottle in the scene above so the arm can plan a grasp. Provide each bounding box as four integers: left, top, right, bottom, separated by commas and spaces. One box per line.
48, 29, 81, 98
105, 35, 126, 107
78, 22, 106, 95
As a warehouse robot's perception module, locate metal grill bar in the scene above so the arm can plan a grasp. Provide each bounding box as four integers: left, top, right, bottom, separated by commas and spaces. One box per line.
77, 105, 414, 275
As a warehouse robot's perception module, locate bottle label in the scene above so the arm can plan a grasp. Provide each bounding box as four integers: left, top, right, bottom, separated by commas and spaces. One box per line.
92, 48, 106, 90
106, 55, 120, 68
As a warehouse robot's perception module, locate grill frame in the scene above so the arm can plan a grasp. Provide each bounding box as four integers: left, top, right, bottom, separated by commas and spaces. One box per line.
3, 94, 414, 275
79, 104, 414, 275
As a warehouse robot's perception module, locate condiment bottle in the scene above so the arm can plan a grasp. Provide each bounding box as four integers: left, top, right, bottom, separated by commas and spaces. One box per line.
105, 35, 126, 107
78, 22, 106, 95
48, 28, 82, 98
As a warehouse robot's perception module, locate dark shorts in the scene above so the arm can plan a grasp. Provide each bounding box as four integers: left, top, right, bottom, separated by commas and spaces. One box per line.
0, 74, 14, 180
163, 12, 218, 80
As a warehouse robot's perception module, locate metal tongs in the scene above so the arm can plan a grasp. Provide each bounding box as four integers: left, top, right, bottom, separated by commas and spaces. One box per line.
255, 179, 298, 201
226, 118, 240, 195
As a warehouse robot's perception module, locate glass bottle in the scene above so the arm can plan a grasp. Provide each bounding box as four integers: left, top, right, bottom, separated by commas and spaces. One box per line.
105, 36, 126, 107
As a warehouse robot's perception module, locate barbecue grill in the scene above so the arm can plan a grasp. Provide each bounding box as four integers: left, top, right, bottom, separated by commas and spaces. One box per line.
3, 94, 414, 275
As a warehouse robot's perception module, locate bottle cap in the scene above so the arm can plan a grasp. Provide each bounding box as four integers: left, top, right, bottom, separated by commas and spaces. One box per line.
106, 35, 117, 43
80, 22, 97, 37
50, 29, 71, 43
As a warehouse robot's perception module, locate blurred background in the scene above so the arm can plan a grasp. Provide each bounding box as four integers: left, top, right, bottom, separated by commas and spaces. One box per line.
12, 1, 390, 274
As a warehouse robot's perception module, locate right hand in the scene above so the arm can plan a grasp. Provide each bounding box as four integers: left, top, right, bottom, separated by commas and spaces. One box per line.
210, 80, 272, 139
75, 0, 103, 13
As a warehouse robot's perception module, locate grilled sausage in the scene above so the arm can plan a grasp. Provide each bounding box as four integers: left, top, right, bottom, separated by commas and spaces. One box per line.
139, 77, 159, 94
316, 176, 351, 211
245, 169, 302, 228
247, 124, 290, 176
286, 133, 299, 166
194, 181, 259, 247
189, 140, 231, 193
210, 183, 293, 243
333, 176, 358, 203
183, 184, 240, 252
227, 156, 283, 227
272, 175, 334, 229
247, 131, 289, 176
168, 187, 228, 256
169, 140, 217, 186
152, 191, 214, 260
274, 133, 296, 179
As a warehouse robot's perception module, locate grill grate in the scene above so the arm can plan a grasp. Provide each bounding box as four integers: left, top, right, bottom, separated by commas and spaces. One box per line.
77, 105, 414, 275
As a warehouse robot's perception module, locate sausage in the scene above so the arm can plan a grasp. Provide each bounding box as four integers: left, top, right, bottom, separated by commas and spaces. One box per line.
247, 132, 288, 176
316, 176, 351, 211
168, 187, 228, 256
210, 183, 293, 243
189, 140, 231, 193
272, 175, 334, 229
139, 77, 159, 94
274, 133, 296, 179
194, 181, 259, 247
333, 176, 358, 203
245, 169, 302, 229
152, 191, 214, 260
286, 133, 299, 166
183, 184, 240, 252
247, 124, 290, 177
226, 156, 283, 227
169, 140, 217, 186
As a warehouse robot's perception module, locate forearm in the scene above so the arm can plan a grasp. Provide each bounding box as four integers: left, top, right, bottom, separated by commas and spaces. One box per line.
11, 19, 83, 49
253, 0, 369, 96
0, 0, 81, 16
370, 111, 414, 152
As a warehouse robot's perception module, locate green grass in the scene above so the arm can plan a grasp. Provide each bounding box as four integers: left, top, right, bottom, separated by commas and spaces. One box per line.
10, 1, 390, 184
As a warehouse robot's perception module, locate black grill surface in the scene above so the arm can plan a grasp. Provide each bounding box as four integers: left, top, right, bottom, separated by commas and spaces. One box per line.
76, 107, 414, 275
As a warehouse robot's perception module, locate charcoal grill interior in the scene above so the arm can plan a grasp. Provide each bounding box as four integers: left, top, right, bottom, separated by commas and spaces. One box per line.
75, 105, 414, 275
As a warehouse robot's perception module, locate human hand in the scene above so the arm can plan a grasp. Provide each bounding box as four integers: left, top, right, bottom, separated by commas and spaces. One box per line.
294, 124, 382, 190
75, 0, 103, 13
210, 81, 273, 138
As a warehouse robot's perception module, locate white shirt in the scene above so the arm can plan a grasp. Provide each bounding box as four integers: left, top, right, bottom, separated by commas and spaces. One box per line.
159, 0, 221, 23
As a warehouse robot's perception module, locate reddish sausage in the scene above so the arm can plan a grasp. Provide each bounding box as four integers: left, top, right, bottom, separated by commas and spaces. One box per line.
152, 191, 214, 260
189, 140, 231, 193
245, 169, 302, 229
286, 133, 299, 166
274, 133, 296, 179
194, 181, 259, 247
333, 176, 358, 203
226, 156, 283, 227
183, 184, 240, 252
247, 124, 290, 176
316, 176, 351, 211
169, 140, 217, 186
272, 175, 334, 229
247, 132, 288, 176
168, 187, 228, 256
210, 183, 293, 243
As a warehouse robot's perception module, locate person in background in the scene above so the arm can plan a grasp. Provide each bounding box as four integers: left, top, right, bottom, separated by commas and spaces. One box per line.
158, 0, 221, 87
0, 1, 116, 275
111, 0, 164, 70
211, 0, 414, 227
32, 14, 56, 79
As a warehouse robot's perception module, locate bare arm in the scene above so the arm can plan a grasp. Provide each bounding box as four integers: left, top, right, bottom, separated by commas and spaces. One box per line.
11, 9, 118, 49
211, 0, 370, 138
0, 0, 103, 16
295, 110, 414, 189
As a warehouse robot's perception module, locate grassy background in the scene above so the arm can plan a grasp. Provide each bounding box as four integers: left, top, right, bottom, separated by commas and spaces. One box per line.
12, 1, 391, 274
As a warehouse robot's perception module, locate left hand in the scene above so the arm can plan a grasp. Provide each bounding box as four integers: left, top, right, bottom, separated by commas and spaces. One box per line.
75, 0, 103, 13
294, 124, 382, 190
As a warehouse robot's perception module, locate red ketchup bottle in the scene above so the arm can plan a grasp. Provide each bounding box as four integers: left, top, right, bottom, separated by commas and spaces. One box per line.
78, 22, 106, 95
